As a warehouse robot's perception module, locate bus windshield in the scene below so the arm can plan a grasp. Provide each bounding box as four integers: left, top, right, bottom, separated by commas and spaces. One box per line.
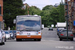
16, 16, 41, 31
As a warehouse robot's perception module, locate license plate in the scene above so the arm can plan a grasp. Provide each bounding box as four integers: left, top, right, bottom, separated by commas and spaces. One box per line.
27, 33, 31, 37
27, 35, 31, 37
64, 34, 67, 36
27, 33, 30, 35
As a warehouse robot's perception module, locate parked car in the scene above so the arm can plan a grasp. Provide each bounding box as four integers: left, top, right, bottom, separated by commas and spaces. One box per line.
58, 29, 73, 41
57, 28, 65, 35
49, 27, 53, 31
57, 29, 62, 36
4, 31, 10, 39
0, 30, 6, 45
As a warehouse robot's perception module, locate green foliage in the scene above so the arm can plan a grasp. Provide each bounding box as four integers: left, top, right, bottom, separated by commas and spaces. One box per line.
29, 6, 42, 15
58, 3, 65, 22
42, 5, 54, 10
3, 0, 25, 29
24, 3, 30, 15
11, 26, 16, 30
4, 23, 6, 27
41, 4, 65, 27
4, 0, 65, 28
50, 7, 59, 24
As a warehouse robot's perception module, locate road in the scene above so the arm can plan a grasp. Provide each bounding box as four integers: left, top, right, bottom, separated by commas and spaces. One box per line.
0, 28, 75, 50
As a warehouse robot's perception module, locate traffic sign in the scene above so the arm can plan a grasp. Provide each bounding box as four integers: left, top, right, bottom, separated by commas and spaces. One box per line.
73, 21, 75, 26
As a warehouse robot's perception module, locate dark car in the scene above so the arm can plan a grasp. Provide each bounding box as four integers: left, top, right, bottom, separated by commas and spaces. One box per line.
49, 27, 53, 31
58, 29, 73, 41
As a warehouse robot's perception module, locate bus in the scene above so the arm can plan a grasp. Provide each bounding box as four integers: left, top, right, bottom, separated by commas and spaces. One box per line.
16, 15, 42, 41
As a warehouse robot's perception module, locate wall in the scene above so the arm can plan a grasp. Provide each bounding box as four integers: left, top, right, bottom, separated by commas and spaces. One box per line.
0, 0, 3, 29
0, 0, 3, 21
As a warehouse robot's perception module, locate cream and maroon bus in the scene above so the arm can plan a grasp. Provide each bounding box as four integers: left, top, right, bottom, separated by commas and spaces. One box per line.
16, 15, 42, 41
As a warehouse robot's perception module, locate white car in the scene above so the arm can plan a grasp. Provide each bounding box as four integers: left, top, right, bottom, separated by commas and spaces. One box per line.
0, 30, 5, 45
4, 31, 10, 39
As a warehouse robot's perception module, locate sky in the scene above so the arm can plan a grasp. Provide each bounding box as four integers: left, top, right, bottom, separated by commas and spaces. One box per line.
23, 0, 64, 10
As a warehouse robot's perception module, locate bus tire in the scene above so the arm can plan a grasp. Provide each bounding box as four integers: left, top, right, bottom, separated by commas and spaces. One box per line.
16, 39, 20, 41
34, 39, 36, 41
38, 39, 41, 41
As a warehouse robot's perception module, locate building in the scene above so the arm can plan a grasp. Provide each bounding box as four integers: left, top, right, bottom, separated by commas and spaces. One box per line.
65, 0, 75, 30
0, 0, 4, 29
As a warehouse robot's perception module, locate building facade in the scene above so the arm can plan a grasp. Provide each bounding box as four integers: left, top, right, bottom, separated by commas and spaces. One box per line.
65, 0, 75, 30
0, 0, 4, 29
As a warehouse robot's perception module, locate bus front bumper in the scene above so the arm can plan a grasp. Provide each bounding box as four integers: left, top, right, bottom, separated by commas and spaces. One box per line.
16, 35, 41, 39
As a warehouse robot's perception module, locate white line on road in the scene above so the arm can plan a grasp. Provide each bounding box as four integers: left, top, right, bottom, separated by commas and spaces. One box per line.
55, 46, 74, 49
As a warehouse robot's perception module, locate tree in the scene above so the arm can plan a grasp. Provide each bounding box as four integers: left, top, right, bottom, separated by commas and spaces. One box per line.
40, 5, 54, 26
42, 5, 54, 10
24, 3, 30, 15
49, 7, 59, 25
29, 6, 41, 15
3, 0, 65, 28
41, 4, 65, 27
40, 10, 51, 26
58, 3, 65, 22
3, 0, 25, 29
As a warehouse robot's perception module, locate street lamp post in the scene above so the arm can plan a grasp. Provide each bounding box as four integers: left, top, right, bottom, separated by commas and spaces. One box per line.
62, 0, 68, 40
66, 0, 69, 41
66, 1, 69, 40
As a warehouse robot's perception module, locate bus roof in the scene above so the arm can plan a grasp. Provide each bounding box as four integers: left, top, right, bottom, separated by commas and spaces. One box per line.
16, 15, 41, 17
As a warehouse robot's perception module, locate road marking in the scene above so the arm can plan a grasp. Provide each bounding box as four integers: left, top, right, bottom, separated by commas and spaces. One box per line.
55, 46, 74, 49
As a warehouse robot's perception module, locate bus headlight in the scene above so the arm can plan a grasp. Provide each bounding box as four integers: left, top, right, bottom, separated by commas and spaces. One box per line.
38, 32, 41, 35
17, 32, 20, 35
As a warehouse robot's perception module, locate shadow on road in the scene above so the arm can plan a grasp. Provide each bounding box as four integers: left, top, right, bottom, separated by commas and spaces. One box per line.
0, 44, 5, 46
6, 39, 41, 42
59, 39, 75, 42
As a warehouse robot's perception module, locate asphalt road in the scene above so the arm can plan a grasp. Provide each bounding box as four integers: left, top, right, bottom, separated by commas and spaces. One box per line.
0, 28, 75, 50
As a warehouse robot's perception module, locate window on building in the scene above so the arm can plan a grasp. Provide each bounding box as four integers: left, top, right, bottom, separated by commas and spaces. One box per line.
0, 6, 1, 14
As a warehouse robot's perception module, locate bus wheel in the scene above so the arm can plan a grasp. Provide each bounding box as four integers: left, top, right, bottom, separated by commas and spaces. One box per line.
34, 39, 36, 41
16, 39, 20, 41
38, 39, 41, 41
